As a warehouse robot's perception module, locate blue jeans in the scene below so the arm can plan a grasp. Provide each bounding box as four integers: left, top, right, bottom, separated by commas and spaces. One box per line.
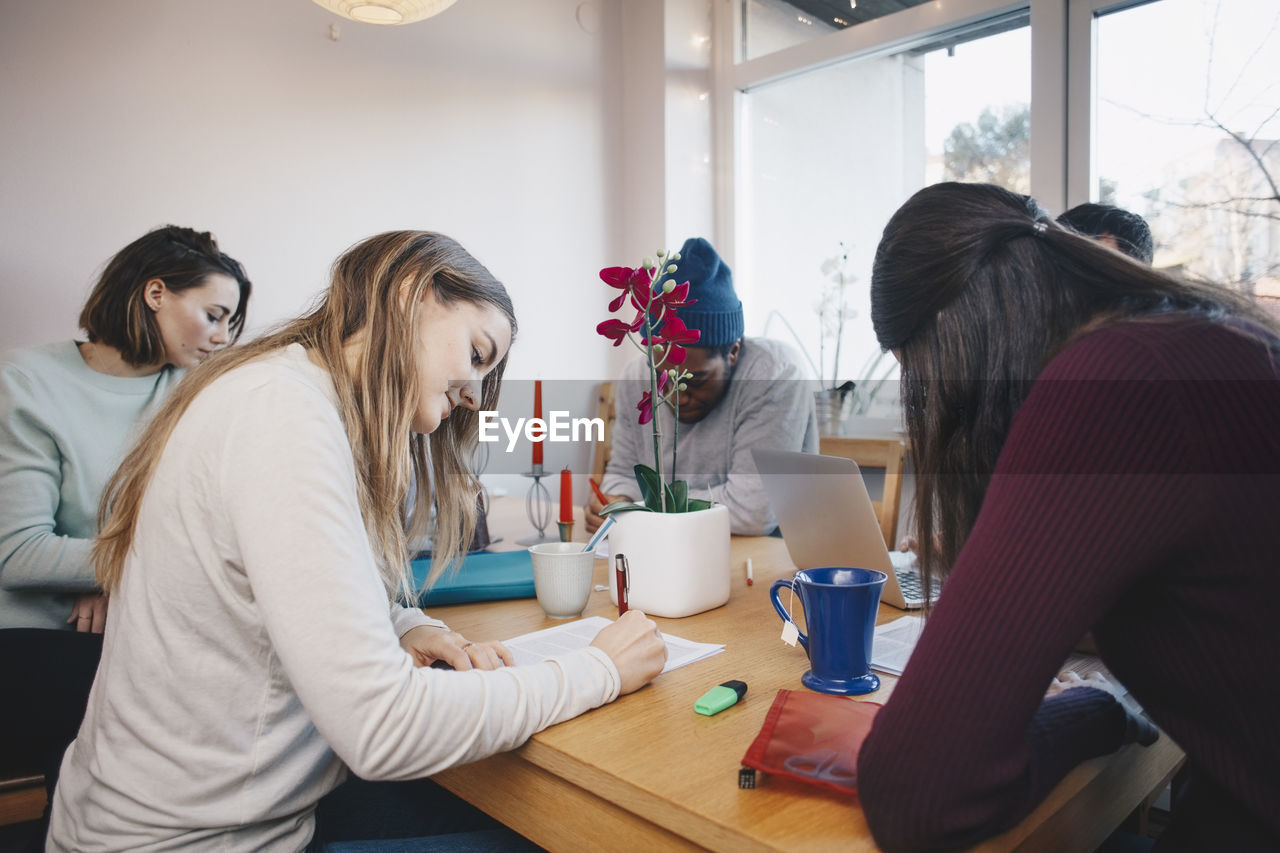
323, 829, 537, 852
308, 775, 541, 852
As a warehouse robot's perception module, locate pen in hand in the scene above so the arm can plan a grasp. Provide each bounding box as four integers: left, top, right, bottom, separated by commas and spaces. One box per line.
589, 477, 608, 505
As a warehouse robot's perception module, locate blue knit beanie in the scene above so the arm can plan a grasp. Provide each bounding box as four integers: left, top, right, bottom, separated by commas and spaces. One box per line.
665, 237, 743, 348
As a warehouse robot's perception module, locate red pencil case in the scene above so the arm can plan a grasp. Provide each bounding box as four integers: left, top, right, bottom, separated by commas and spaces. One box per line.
741, 689, 882, 794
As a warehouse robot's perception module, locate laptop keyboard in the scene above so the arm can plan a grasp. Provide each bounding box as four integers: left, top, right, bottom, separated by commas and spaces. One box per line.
893, 564, 942, 604
898, 570, 924, 600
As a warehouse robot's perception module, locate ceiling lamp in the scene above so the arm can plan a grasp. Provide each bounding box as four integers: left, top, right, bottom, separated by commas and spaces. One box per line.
311, 0, 457, 26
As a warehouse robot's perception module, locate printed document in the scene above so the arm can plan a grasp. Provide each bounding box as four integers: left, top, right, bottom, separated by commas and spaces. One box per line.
870, 615, 925, 675
505, 616, 723, 674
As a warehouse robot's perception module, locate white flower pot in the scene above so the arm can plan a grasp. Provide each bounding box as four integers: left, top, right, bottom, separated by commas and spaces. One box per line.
607, 503, 731, 618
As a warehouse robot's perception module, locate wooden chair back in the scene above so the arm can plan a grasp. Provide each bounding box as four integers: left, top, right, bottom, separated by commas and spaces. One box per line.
818, 436, 907, 549
0, 773, 45, 827
590, 381, 617, 487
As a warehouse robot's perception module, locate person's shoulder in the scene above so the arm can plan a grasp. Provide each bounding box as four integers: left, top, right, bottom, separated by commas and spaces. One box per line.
199, 345, 341, 421
739, 337, 812, 379
1045, 315, 1278, 382
0, 340, 78, 375
619, 353, 652, 382
0, 342, 84, 396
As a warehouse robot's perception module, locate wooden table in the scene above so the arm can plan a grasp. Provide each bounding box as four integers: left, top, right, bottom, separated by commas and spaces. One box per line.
427, 503, 1184, 852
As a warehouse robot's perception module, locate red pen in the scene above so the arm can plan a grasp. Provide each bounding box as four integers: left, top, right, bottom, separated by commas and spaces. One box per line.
614, 554, 629, 616
589, 477, 608, 505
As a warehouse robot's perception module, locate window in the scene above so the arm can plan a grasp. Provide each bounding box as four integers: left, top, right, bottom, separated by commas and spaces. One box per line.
1094, 0, 1280, 290
737, 15, 1029, 408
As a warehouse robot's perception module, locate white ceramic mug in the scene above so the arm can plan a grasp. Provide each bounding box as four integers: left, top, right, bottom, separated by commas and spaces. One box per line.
529, 543, 595, 619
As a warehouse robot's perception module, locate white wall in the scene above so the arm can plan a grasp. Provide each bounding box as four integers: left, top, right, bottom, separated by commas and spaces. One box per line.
0, 0, 652, 496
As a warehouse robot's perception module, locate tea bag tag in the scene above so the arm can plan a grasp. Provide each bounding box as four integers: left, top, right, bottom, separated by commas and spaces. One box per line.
780, 583, 799, 646
780, 621, 799, 647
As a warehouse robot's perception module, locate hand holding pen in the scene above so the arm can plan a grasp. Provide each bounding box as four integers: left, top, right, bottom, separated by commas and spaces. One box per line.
588, 608, 667, 695
585, 477, 628, 533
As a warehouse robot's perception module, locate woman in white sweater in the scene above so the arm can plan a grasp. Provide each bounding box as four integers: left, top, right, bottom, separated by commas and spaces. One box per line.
48, 231, 666, 852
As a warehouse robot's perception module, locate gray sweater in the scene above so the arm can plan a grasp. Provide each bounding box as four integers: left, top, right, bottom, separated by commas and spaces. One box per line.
601, 337, 817, 535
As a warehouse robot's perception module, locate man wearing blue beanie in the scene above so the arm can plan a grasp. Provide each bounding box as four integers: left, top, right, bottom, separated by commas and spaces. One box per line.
1057, 202, 1153, 264
587, 237, 817, 535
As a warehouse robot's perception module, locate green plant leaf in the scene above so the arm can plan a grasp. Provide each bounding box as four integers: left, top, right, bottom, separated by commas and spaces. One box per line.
598, 499, 650, 517
633, 464, 663, 512
686, 498, 713, 512
669, 479, 689, 513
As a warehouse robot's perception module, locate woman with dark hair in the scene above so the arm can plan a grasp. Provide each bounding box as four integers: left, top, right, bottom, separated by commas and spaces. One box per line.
0, 225, 251, 843
856, 182, 1279, 851
1, 225, 252, 631
47, 230, 666, 852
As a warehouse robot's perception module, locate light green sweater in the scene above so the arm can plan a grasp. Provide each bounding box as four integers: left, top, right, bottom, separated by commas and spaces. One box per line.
0, 341, 179, 629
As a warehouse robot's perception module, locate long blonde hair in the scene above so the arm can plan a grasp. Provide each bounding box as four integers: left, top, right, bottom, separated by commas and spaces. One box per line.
95, 231, 516, 602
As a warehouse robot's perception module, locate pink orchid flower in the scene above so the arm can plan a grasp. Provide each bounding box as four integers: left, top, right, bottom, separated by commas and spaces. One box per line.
596, 317, 636, 346
653, 315, 701, 347
636, 370, 671, 425
600, 266, 652, 313
656, 280, 695, 309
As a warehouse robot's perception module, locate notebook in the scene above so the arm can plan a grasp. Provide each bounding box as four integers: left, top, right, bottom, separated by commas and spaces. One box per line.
751, 448, 936, 610
411, 549, 535, 607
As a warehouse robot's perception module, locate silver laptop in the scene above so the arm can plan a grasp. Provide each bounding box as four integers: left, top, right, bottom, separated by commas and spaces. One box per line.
752, 448, 936, 610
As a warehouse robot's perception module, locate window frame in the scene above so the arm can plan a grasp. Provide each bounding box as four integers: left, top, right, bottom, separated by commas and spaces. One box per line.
711, 0, 1164, 257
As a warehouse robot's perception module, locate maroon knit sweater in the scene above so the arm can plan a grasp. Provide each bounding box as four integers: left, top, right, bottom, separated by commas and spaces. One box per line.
857, 318, 1280, 852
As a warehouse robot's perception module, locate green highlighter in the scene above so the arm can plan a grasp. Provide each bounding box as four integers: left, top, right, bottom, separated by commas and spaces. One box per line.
694, 680, 748, 716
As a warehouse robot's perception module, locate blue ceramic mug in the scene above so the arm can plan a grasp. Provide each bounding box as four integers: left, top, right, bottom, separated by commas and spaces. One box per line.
770, 567, 887, 696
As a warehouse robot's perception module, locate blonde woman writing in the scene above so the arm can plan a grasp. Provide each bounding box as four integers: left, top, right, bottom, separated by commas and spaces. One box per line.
48, 232, 666, 852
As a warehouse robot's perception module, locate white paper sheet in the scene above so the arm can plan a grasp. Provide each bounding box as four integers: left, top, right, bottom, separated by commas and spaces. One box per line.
870, 614, 925, 675
504, 615, 723, 674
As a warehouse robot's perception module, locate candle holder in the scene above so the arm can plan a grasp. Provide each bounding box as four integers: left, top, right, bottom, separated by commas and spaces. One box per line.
515, 464, 558, 545
556, 520, 574, 543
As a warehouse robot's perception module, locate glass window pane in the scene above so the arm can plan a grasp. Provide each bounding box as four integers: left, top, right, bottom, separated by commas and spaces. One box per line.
738, 23, 1029, 415
1095, 0, 1280, 292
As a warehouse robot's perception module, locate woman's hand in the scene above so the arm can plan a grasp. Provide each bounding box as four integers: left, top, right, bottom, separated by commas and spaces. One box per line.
399, 625, 513, 671
1046, 670, 1158, 746
66, 594, 108, 634
589, 610, 667, 694
1045, 670, 1117, 698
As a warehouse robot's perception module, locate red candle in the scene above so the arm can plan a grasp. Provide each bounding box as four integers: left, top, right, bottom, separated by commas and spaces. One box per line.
559, 467, 573, 523
532, 379, 544, 466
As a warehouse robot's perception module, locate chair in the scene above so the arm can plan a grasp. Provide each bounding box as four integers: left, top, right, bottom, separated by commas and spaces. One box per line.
0, 773, 45, 827
818, 436, 907, 549
589, 381, 617, 487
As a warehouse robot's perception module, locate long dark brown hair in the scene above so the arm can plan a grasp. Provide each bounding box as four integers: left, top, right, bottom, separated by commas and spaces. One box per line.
870, 182, 1276, 603
96, 231, 514, 601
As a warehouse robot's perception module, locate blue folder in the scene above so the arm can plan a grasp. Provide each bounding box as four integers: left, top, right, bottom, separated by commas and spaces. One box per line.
411, 549, 535, 607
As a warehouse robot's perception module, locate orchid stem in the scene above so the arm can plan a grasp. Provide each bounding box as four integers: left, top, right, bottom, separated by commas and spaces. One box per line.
643, 265, 667, 513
